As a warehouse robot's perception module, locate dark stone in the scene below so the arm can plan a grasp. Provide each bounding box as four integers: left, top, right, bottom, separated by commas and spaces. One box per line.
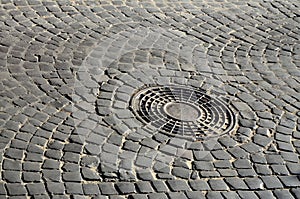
208, 179, 229, 191
115, 182, 136, 194
167, 180, 190, 191
135, 181, 154, 193
261, 176, 283, 189
26, 183, 47, 195
99, 183, 118, 195
6, 184, 27, 196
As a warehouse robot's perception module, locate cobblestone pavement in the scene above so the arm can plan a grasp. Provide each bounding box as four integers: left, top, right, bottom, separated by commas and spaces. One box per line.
1, 0, 300, 198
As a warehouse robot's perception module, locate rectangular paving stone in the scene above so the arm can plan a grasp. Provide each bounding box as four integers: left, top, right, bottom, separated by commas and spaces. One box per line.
148, 193, 168, 199
159, 144, 177, 156
208, 179, 229, 191
135, 181, 154, 193
256, 190, 275, 198
211, 150, 232, 160
115, 182, 136, 194
274, 189, 294, 199
189, 180, 210, 191
3, 159, 22, 171
82, 184, 100, 195
167, 192, 188, 199
206, 191, 223, 199
151, 180, 169, 192
23, 172, 40, 182
244, 177, 264, 190
42, 169, 61, 182
261, 176, 283, 189
65, 183, 83, 195
233, 159, 252, 169
166, 179, 190, 191
218, 169, 238, 177
46, 182, 65, 194
238, 191, 259, 199
200, 171, 220, 178
185, 191, 205, 199
279, 176, 300, 187
99, 183, 118, 195
26, 183, 47, 195
194, 161, 214, 170
237, 168, 257, 177
6, 184, 27, 196
128, 194, 148, 199
225, 177, 248, 190
172, 167, 191, 179
271, 165, 289, 175
0, 182, 6, 195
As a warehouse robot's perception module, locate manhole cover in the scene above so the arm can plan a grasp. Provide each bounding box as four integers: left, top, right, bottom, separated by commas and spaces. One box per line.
131, 85, 236, 140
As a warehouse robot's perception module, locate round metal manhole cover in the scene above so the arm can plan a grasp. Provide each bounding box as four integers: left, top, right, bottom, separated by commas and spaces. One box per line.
131, 85, 236, 140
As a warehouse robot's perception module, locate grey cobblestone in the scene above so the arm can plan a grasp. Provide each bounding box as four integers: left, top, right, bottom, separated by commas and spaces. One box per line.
1, 0, 300, 197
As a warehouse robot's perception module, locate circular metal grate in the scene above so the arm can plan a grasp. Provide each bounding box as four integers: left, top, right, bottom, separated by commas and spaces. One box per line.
131, 85, 236, 140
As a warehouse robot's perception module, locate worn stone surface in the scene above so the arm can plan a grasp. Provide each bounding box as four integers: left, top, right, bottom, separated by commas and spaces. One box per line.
0, 0, 300, 198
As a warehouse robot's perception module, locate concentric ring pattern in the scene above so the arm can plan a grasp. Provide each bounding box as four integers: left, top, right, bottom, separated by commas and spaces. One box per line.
131, 85, 236, 140
1, 0, 300, 198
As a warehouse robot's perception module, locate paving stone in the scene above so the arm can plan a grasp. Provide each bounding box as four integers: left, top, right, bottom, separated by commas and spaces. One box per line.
128, 194, 148, 199
218, 169, 238, 177
291, 188, 300, 199
271, 165, 289, 175
6, 184, 27, 196
62, 171, 82, 182
287, 163, 300, 175
99, 183, 118, 195
225, 177, 248, 190
81, 167, 101, 180
166, 180, 190, 191
208, 179, 229, 191
233, 159, 252, 169
189, 180, 210, 191
171, 167, 191, 179
194, 161, 214, 170
214, 160, 232, 168
135, 181, 154, 193
23, 172, 40, 182
237, 168, 257, 177
3, 159, 22, 170
3, 171, 21, 183
227, 147, 248, 159
221, 191, 240, 199
211, 150, 232, 160
206, 191, 223, 199
261, 176, 283, 189
279, 175, 300, 187
46, 182, 65, 194
167, 192, 188, 199
244, 177, 264, 190
151, 180, 169, 192
2, 1, 300, 198
42, 169, 61, 182
83, 184, 100, 195
255, 190, 274, 199
26, 183, 47, 195
266, 154, 285, 164
115, 182, 136, 194
241, 142, 262, 154
273, 189, 294, 199
148, 193, 168, 199
65, 183, 83, 194
255, 164, 272, 175
238, 191, 259, 199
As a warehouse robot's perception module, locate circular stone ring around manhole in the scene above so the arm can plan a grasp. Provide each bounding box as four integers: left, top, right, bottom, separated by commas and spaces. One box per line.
131, 85, 236, 140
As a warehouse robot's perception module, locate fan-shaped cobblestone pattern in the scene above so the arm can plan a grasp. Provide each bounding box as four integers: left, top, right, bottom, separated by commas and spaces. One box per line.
0, 0, 300, 198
